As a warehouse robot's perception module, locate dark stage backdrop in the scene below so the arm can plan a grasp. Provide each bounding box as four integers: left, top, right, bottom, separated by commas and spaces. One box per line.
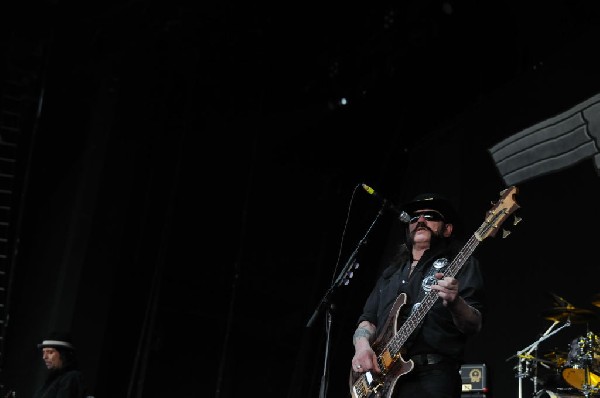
316, 57, 600, 397
2, 2, 600, 398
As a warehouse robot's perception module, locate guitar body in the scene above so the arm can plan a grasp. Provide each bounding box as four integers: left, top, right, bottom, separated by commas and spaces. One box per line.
348, 293, 414, 398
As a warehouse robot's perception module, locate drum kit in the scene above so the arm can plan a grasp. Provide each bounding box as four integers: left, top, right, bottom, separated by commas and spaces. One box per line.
511, 293, 600, 398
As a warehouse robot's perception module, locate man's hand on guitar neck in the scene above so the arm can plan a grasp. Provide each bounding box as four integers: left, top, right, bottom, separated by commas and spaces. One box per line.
430, 272, 460, 307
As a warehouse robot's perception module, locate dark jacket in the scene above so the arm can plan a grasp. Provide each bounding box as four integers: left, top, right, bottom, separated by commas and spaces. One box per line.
32, 368, 86, 398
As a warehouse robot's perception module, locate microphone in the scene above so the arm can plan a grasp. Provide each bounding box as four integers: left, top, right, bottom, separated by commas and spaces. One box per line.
361, 183, 411, 223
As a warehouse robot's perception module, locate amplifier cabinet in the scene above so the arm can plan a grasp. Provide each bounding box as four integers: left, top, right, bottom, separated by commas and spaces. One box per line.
461, 363, 488, 395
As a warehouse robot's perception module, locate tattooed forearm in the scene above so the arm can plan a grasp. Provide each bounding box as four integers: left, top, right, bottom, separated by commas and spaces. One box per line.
353, 326, 374, 346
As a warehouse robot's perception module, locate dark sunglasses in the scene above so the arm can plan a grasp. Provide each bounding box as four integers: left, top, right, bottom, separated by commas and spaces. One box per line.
409, 210, 445, 224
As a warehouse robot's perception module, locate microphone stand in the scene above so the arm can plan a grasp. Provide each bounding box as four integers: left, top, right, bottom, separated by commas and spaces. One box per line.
306, 204, 386, 398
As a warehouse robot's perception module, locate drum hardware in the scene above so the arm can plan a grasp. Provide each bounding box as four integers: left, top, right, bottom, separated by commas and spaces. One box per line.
562, 331, 600, 397
507, 320, 572, 398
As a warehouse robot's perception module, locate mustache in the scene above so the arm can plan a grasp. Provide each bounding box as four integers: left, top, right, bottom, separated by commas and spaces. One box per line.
415, 221, 431, 230
410, 222, 433, 237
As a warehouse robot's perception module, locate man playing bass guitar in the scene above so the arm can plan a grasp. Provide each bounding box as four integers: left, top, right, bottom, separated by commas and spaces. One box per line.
350, 192, 485, 398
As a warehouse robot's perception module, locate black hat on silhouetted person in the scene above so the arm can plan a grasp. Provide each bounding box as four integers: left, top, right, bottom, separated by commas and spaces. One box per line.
37, 331, 76, 351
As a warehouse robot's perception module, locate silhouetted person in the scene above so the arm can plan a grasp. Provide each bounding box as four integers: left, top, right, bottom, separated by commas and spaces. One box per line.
33, 332, 88, 398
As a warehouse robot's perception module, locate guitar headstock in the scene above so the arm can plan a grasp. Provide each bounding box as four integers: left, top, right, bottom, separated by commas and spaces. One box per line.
475, 186, 520, 241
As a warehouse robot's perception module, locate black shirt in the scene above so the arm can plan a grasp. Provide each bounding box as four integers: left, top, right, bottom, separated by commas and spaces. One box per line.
357, 239, 485, 362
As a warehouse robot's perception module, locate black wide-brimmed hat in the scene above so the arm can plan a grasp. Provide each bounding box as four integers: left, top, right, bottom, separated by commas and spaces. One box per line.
37, 331, 76, 350
401, 192, 459, 223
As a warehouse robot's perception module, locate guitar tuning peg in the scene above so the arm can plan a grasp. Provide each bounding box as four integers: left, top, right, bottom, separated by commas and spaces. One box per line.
513, 215, 522, 225
354, 262, 360, 269
502, 229, 511, 239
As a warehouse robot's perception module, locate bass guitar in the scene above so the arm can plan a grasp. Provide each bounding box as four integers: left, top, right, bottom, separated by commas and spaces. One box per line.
349, 186, 520, 398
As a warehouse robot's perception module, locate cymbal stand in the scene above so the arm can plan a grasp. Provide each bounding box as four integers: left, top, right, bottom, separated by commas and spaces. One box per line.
579, 334, 599, 398
580, 368, 595, 398
510, 320, 570, 398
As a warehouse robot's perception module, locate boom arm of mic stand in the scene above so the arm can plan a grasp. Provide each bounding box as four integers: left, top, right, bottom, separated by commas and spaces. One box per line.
306, 205, 385, 327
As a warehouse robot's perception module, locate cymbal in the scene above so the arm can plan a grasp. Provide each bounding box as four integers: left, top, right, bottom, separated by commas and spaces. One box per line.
592, 293, 600, 307
542, 351, 568, 367
548, 292, 574, 308
542, 350, 567, 359
517, 354, 555, 365
540, 307, 597, 323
